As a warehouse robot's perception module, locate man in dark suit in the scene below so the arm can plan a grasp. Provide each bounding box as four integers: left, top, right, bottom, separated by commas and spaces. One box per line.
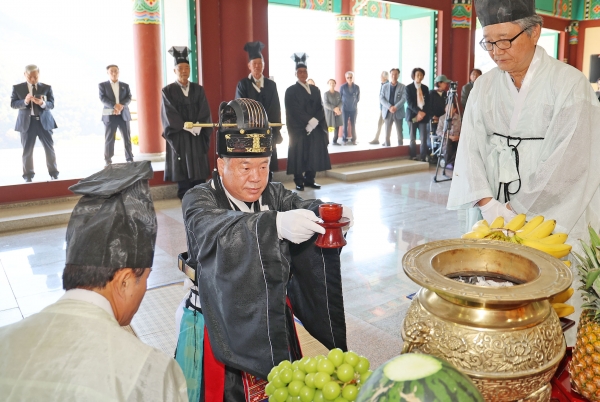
10, 65, 59, 182
99, 65, 133, 166
235, 41, 282, 181
405, 67, 430, 161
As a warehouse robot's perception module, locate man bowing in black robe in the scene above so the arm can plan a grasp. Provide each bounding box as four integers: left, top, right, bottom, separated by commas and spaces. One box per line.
175, 99, 352, 401
235, 41, 282, 181
161, 46, 212, 200
285, 53, 331, 191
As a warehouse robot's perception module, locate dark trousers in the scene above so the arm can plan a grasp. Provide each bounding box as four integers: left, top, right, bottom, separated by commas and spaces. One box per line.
21, 118, 58, 179
294, 171, 316, 187
177, 179, 205, 200
445, 139, 458, 165
372, 111, 384, 141
332, 127, 341, 144
342, 110, 356, 143
104, 116, 133, 163
384, 114, 403, 146
408, 120, 429, 160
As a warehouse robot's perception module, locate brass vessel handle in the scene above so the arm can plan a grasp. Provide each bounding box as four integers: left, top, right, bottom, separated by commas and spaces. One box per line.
401, 325, 429, 354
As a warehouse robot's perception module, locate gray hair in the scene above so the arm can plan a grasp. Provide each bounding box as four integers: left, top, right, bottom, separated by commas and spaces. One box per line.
345, 71, 354, 77
25, 64, 39, 73
381, 71, 389, 79
513, 15, 543, 37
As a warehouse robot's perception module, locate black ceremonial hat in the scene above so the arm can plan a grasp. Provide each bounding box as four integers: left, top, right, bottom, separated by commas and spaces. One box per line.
65, 161, 157, 269
291, 52, 308, 70
168, 46, 191, 66
217, 98, 273, 158
244, 41, 265, 62
475, 0, 536, 27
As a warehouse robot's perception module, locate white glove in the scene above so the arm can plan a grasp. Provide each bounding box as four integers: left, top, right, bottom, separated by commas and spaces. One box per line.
276, 209, 326, 244
479, 198, 517, 224
305, 117, 319, 134
342, 205, 354, 232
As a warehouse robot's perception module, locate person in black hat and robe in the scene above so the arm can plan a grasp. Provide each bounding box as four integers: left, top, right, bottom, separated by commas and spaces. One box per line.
285, 53, 331, 191
235, 41, 282, 181
174, 99, 352, 401
0, 161, 188, 401
161, 46, 212, 200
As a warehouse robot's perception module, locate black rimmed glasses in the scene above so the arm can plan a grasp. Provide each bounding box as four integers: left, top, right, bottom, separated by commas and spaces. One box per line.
479, 29, 526, 51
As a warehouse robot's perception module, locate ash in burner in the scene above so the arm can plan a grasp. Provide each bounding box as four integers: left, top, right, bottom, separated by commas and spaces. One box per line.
453, 276, 515, 287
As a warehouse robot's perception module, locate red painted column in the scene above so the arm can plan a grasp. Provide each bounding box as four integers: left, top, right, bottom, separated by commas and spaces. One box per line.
198, 0, 269, 170
334, 0, 355, 89
132, 0, 165, 155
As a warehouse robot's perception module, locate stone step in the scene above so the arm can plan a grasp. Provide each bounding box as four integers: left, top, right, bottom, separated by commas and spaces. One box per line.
0, 184, 177, 234
326, 159, 429, 182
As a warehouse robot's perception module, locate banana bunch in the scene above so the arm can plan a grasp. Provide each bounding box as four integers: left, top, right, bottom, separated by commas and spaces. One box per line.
461, 214, 572, 259
549, 288, 575, 317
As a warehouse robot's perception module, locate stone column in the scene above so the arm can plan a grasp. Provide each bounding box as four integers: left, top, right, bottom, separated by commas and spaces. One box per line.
133, 0, 165, 158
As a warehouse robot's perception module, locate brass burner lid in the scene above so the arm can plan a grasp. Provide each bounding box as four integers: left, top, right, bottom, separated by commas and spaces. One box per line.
402, 239, 573, 307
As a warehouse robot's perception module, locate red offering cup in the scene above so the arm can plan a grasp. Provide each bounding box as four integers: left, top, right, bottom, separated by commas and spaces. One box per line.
315, 203, 349, 248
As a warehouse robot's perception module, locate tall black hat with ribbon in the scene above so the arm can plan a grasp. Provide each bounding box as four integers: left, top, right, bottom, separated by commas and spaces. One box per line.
474, 0, 536, 27
168, 46, 191, 66
217, 98, 273, 158
244, 41, 265, 62
291, 52, 308, 70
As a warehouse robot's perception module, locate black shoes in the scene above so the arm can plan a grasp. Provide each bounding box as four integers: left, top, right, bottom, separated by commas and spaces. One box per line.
24, 177, 32, 183
50, 173, 59, 180
305, 182, 321, 189
295, 185, 304, 191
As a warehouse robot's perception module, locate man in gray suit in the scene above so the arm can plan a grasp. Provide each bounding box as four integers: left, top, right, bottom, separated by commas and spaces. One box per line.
379, 68, 406, 147
10, 65, 59, 182
99, 65, 133, 166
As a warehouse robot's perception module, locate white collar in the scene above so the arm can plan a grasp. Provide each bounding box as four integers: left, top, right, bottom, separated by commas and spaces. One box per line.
298, 81, 311, 94
110, 80, 119, 85
414, 82, 421, 88
60, 289, 115, 319
177, 80, 190, 90
212, 177, 268, 212
249, 74, 264, 83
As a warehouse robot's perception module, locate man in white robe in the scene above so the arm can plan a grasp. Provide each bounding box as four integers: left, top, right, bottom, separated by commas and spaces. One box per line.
448, 0, 600, 345
0, 162, 188, 401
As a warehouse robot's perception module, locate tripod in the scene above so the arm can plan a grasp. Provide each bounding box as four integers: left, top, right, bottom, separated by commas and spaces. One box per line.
433, 81, 460, 183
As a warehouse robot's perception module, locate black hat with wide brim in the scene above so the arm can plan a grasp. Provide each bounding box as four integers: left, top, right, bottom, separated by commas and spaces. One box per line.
475, 0, 536, 27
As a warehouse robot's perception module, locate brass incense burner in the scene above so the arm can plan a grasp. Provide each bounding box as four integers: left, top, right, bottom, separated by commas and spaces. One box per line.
401, 239, 572, 402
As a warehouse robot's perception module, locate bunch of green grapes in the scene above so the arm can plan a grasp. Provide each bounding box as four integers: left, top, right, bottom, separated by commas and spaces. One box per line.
265, 349, 373, 402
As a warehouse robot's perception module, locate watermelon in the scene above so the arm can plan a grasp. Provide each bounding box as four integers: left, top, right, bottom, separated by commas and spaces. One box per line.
356, 353, 483, 402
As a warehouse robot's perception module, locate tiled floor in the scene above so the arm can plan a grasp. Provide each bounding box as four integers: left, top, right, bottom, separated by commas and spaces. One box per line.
0, 167, 462, 368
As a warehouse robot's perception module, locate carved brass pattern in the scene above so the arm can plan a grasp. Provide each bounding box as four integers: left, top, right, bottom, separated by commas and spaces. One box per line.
403, 299, 563, 401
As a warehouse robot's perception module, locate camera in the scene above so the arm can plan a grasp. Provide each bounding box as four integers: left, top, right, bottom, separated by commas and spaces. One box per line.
449, 81, 458, 92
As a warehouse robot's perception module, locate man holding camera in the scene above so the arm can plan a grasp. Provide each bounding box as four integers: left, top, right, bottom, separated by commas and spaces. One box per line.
10, 64, 59, 182
429, 75, 451, 138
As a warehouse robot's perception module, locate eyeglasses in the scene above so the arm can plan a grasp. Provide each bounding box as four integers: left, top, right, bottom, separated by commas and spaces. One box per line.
479, 29, 526, 51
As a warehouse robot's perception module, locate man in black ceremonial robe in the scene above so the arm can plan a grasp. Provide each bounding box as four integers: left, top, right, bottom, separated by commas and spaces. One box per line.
285, 53, 331, 191
235, 41, 282, 180
161, 46, 212, 200
175, 99, 352, 401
